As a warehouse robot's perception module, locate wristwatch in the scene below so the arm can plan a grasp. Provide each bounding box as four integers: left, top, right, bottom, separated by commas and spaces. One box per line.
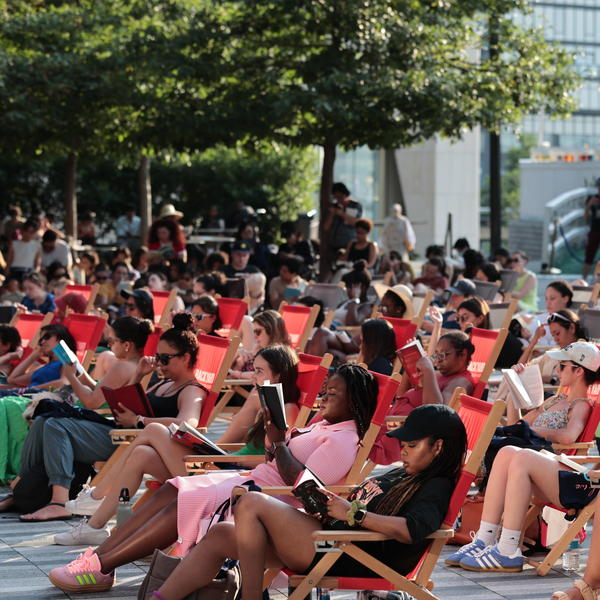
354, 507, 367, 525
136, 415, 145, 429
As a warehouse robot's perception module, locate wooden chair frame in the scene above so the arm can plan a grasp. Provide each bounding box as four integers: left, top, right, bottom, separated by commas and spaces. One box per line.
65, 283, 100, 313
488, 298, 518, 331
150, 289, 177, 329
9, 310, 54, 347
411, 290, 434, 327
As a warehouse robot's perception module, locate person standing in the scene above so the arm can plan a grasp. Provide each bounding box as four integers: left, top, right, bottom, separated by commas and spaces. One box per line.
324, 182, 363, 258
583, 177, 600, 280
115, 206, 142, 249
381, 203, 415, 261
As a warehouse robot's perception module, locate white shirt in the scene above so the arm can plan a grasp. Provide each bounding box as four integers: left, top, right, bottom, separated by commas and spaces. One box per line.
115, 214, 141, 239
11, 239, 41, 269
41, 239, 72, 269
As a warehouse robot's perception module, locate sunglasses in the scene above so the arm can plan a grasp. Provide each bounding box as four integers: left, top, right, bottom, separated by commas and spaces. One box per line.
155, 352, 185, 365
193, 313, 212, 321
39, 333, 52, 342
548, 313, 572, 324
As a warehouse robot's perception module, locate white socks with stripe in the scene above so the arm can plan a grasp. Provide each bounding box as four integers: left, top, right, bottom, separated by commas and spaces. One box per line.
475, 521, 499, 546
497, 528, 521, 557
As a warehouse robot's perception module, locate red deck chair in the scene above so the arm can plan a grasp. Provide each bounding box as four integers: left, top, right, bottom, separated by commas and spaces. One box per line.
10, 311, 53, 348
63, 313, 107, 370
143, 327, 162, 358
292, 353, 332, 428
468, 327, 508, 398
216, 297, 248, 337
281, 392, 505, 600
150, 289, 177, 328
64, 283, 99, 313
279, 302, 319, 352
383, 317, 418, 372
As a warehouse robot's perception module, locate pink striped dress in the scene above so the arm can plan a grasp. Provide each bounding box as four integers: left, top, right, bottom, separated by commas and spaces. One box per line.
168, 419, 359, 550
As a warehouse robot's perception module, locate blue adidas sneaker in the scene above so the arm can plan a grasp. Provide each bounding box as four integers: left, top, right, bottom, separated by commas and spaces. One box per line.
459, 544, 523, 572
445, 538, 486, 567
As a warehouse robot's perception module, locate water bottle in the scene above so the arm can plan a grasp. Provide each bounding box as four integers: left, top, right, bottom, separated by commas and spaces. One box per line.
116, 488, 132, 528
562, 540, 580, 572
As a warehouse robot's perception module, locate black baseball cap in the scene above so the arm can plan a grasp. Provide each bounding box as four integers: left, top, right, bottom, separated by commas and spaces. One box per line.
231, 241, 251, 253
121, 288, 153, 310
387, 404, 462, 442
447, 279, 476, 297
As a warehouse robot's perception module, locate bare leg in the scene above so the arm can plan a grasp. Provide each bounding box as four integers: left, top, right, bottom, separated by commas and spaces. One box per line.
156, 492, 320, 600
94, 483, 178, 572
20, 485, 70, 520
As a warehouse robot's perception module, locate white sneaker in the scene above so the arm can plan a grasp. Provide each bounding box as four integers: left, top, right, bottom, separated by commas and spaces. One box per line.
54, 520, 110, 546
64, 485, 103, 516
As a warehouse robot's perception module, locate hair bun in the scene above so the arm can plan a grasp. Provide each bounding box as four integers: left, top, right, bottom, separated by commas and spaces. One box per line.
139, 319, 155, 336
172, 312, 193, 332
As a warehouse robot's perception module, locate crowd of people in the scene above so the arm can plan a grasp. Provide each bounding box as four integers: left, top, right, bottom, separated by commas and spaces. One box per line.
0, 184, 599, 600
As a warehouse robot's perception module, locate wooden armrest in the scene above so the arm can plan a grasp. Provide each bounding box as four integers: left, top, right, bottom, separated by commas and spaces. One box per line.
559, 455, 600, 464
589, 470, 600, 480
385, 415, 406, 430
110, 428, 140, 443
313, 530, 391, 542
219, 443, 246, 451
553, 442, 595, 451
184, 454, 265, 465
224, 378, 252, 386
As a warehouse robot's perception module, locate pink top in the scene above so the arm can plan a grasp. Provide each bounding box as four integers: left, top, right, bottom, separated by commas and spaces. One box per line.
169, 419, 359, 548
368, 369, 474, 466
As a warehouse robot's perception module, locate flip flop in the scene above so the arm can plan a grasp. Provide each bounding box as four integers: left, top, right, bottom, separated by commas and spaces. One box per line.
19, 502, 73, 522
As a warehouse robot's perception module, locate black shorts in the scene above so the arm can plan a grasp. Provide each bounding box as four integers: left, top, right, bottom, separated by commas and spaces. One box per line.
558, 470, 599, 511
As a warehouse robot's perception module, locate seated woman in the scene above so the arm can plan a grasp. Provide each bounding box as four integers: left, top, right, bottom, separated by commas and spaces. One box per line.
48, 402, 464, 596
0, 317, 153, 521
446, 346, 600, 573
121, 288, 155, 322
377, 250, 414, 286
358, 318, 396, 375
340, 219, 378, 270
189, 296, 222, 337
518, 309, 586, 383
510, 249, 538, 313
218, 344, 300, 444
0, 325, 22, 383
413, 257, 448, 293
456, 297, 523, 369
21, 271, 56, 314
525, 280, 573, 347
373, 283, 414, 320
0, 324, 76, 391
504, 341, 597, 445
229, 310, 290, 381
54, 313, 207, 545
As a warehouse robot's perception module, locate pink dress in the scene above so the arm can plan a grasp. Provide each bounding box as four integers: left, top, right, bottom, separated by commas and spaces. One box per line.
168, 419, 359, 549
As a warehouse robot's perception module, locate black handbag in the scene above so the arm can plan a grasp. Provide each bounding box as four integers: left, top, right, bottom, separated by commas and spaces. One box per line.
137, 549, 241, 600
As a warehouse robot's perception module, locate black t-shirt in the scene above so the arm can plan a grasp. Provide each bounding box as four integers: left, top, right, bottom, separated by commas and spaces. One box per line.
367, 356, 393, 376
310, 468, 453, 577
222, 264, 260, 278
588, 197, 600, 233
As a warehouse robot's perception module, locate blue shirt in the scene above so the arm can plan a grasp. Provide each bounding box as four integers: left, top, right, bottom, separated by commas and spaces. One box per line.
22, 293, 56, 315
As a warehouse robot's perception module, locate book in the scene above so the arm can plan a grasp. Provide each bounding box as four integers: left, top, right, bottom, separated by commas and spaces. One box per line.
53, 339, 85, 375
257, 380, 288, 430
397, 339, 426, 387
283, 286, 302, 301
101, 383, 155, 421
292, 468, 331, 521
168, 421, 226, 455
498, 365, 544, 410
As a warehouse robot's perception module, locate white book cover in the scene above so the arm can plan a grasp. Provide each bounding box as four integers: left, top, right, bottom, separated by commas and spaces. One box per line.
500, 364, 544, 410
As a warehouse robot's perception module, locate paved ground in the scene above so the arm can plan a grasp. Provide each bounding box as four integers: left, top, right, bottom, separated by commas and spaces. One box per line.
0, 417, 590, 599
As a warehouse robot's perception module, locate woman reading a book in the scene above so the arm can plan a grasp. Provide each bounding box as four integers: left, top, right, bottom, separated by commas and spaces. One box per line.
504, 341, 597, 445
53, 313, 207, 544
48, 365, 379, 593
446, 345, 600, 574
0, 317, 153, 521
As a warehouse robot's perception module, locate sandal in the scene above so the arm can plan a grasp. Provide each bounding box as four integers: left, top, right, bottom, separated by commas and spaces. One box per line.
552, 579, 600, 600
19, 502, 72, 522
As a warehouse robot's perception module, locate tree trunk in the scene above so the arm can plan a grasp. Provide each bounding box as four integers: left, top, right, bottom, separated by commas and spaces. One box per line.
318, 142, 336, 281
65, 152, 78, 241
138, 154, 152, 244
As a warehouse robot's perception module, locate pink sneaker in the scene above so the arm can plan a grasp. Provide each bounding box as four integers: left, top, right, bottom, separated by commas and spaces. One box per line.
48, 547, 114, 592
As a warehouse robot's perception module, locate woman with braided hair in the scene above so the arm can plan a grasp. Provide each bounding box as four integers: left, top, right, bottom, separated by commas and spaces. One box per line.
49, 365, 379, 593
114, 404, 466, 600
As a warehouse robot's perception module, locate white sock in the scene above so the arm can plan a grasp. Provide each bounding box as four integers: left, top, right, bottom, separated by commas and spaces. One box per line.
497, 528, 521, 556
475, 521, 499, 546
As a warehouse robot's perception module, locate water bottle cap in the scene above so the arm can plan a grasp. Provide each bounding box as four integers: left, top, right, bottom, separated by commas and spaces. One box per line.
569, 540, 579, 549
119, 487, 130, 502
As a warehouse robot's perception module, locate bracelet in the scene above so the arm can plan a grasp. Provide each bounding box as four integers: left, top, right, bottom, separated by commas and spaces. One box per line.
346, 500, 368, 526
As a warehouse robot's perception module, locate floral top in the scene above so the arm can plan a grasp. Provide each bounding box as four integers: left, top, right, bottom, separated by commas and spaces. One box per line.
532, 394, 588, 430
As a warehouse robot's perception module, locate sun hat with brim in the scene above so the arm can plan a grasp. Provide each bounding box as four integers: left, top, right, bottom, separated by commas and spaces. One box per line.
547, 341, 600, 372
372, 282, 415, 319
387, 404, 463, 442
159, 203, 184, 218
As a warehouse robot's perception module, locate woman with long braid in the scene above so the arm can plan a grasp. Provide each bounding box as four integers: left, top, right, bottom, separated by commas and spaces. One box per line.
49, 365, 379, 593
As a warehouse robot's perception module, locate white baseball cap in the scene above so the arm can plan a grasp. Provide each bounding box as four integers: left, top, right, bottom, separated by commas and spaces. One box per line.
547, 341, 600, 372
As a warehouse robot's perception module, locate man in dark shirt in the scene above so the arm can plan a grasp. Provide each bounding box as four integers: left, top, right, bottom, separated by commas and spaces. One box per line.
323, 182, 363, 253
222, 241, 260, 278
583, 177, 600, 279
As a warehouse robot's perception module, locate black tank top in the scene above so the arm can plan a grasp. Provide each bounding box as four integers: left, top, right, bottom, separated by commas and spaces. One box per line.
147, 379, 207, 418
348, 241, 371, 262
590, 200, 600, 233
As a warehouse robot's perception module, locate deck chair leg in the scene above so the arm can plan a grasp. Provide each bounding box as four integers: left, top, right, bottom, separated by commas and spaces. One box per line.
288, 553, 341, 600
90, 444, 128, 488
207, 390, 235, 426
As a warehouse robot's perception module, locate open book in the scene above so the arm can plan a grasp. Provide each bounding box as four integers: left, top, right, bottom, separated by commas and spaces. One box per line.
53, 340, 85, 376
539, 449, 589, 474
168, 421, 226, 456
498, 365, 544, 410
257, 380, 287, 430
397, 339, 426, 387
292, 468, 331, 521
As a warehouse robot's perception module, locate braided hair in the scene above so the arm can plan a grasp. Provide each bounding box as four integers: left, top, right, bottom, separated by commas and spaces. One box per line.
375, 419, 467, 517
334, 364, 378, 439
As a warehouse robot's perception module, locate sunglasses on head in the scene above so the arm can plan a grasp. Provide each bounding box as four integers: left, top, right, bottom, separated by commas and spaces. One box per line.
193, 313, 211, 321
155, 352, 185, 365
548, 313, 572, 325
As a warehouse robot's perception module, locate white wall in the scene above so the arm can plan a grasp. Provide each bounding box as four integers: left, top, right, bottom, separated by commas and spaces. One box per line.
394, 129, 481, 254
